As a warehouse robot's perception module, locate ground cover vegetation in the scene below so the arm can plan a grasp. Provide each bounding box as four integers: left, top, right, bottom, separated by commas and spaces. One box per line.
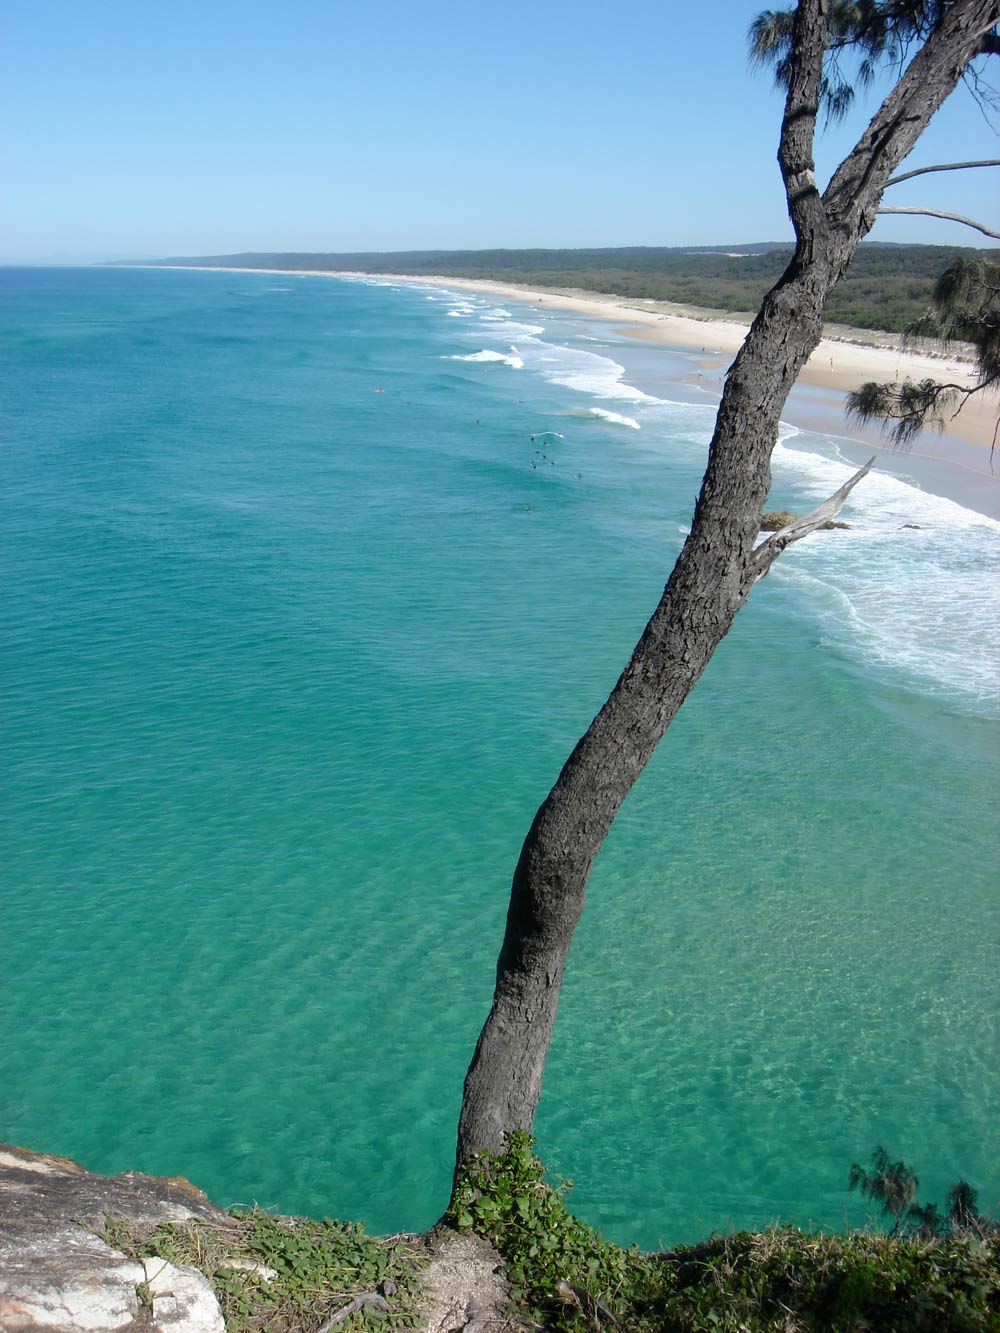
446, 1135, 998, 1333
148, 241, 999, 334
100, 1139, 998, 1332
100, 1208, 423, 1333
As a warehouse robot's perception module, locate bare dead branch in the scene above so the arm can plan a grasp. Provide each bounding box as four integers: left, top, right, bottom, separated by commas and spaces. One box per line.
750, 457, 876, 581
317, 1292, 391, 1332
876, 205, 1000, 238
886, 157, 1000, 186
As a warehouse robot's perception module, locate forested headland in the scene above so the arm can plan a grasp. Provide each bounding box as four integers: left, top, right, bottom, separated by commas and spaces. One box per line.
138, 242, 999, 333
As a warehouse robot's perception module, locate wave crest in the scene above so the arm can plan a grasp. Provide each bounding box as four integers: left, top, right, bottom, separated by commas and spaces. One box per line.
564, 406, 640, 430
447, 348, 524, 369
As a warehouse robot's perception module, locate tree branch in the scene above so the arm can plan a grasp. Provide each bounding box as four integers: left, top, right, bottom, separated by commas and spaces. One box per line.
876, 205, 1000, 238
846, 375, 999, 451
750, 457, 876, 581
886, 157, 1000, 186
824, 1, 1000, 243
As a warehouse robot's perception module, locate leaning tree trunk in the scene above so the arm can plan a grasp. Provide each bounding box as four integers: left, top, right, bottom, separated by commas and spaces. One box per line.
455, 0, 999, 1176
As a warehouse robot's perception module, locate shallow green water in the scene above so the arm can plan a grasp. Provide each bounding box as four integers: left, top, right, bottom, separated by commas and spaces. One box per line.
2, 267, 997, 1245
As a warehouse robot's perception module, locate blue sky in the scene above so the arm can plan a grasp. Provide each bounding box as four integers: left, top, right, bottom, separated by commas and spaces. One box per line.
2, 0, 996, 260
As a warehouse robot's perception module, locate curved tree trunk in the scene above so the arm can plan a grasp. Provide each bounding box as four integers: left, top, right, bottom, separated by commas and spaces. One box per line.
454, 0, 1000, 1176
454, 261, 828, 1170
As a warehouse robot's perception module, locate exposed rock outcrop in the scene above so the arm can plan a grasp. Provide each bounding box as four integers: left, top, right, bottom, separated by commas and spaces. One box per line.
0, 1143, 233, 1332
760, 509, 850, 531
759, 509, 798, 531
413, 1228, 509, 1333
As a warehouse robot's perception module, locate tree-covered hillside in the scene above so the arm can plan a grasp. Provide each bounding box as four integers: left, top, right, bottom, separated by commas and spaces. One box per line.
140, 242, 999, 333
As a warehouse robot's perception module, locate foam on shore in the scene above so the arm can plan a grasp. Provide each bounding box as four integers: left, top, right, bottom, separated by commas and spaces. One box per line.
429, 279, 1000, 715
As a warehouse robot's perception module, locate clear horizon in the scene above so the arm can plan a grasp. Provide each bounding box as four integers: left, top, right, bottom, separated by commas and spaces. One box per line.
3, 0, 996, 262
2, 235, 993, 269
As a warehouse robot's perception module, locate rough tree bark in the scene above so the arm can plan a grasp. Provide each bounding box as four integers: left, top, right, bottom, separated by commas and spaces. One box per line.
454, 0, 1000, 1177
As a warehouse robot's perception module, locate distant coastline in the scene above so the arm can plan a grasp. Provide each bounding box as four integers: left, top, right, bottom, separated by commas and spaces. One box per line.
117, 241, 996, 335
139, 264, 1000, 518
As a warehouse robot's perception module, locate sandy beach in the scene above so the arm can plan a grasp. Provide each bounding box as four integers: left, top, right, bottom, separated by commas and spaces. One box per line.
335, 270, 1000, 518
157, 265, 1000, 517
340, 272, 995, 445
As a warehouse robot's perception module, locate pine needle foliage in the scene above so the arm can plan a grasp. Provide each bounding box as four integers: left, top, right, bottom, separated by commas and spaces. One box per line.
848, 1146, 920, 1232
846, 258, 1000, 449
749, 2, 998, 121
749, 4, 999, 448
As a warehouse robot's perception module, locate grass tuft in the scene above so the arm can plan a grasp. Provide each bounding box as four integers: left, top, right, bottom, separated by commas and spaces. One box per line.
100, 1207, 424, 1333
448, 1133, 1000, 1333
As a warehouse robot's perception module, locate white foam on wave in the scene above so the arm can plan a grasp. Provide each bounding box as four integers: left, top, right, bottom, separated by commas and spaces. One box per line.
521, 342, 661, 405
483, 320, 546, 338
447, 348, 524, 370
564, 406, 641, 430
767, 435, 1000, 712
432, 288, 659, 424
638, 397, 718, 448
418, 281, 998, 713
422, 286, 463, 301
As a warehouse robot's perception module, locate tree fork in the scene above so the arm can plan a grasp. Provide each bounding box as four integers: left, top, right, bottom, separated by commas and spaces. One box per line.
454, 0, 1000, 1180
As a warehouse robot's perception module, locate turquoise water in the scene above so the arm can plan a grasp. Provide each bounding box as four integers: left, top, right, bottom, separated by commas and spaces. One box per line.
2, 266, 997, 1246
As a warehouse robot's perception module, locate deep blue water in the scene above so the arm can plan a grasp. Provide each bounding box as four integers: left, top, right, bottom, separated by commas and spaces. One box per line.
2, 266, 997, 1246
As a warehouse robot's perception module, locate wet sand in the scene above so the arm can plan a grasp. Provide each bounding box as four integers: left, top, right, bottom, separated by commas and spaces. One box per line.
151, 265, 1000, 519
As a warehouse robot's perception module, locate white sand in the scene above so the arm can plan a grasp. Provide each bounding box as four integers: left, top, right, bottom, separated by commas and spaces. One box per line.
148, 265, 999, 509
327, 272, 994, 453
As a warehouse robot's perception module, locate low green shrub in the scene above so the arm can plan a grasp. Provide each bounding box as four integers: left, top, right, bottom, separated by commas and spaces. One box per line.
101, 1207, 421, 1333
448, 1133, 1000, 1332
448, 1131, 668, 1329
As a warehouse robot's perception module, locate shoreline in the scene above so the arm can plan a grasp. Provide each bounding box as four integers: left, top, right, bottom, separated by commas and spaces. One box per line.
145, 265, 1000, 519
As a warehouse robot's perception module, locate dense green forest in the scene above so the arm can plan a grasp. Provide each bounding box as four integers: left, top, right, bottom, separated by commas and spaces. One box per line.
143, 242, 998, 333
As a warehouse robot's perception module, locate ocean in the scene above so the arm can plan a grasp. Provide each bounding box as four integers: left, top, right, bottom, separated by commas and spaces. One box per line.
2, 265, 997, 1247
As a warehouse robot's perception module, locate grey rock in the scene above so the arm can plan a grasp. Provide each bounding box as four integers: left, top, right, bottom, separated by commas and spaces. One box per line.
759, 509, 798, 531
760, 510, 850, 532
0, 1142, 231, 1332
140, 1259, 224, 1331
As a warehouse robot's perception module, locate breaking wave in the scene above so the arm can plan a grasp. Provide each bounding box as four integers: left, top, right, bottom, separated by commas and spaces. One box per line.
447, 348, 524, 369
563, 406, 641, 430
